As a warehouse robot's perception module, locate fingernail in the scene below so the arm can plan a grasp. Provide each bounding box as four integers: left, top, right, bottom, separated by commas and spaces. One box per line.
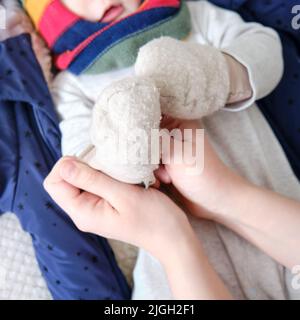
60, 160, 76, 179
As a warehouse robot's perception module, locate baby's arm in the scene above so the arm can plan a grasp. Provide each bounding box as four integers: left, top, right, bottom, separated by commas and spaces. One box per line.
189, 1, 283, 110
135, 2, 283, 120
51, 72, 94, 158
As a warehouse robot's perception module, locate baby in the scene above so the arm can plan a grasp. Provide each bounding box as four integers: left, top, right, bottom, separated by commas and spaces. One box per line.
22, 0, 282, 187
18, 0, 284, 300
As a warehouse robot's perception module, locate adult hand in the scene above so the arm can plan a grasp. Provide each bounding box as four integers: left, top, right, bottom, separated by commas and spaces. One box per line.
155, 117, 244, 219
156, 117, 300, 269
44, 157, 192, 261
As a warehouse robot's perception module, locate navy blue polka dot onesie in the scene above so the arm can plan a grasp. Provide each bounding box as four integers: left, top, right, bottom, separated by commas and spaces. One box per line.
0, 34, 131, 300
208, 0, 300, 180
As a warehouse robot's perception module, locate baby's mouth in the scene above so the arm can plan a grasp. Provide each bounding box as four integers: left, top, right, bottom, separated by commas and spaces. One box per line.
101, 5, 125, 23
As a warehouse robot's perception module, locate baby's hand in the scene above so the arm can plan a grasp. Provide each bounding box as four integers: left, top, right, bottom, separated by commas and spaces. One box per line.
44, 157, 191, 261
136, 37, 253, 119
135, 37, 230, 119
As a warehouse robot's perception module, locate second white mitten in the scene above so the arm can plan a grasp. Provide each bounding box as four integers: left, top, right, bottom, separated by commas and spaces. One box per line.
135, 37, 230, 119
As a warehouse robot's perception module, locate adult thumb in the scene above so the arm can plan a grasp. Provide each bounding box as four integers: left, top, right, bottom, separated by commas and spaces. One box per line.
58, 157, 132, 204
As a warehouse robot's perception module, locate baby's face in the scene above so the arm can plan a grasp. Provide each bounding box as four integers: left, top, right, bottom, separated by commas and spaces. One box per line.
62, 0, 141, 22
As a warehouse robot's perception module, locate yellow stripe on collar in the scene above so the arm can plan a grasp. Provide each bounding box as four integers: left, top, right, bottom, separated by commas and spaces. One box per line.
24, 0, 53, 26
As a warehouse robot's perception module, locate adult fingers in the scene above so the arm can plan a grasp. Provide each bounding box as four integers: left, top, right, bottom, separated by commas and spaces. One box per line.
162, 129, 204, 178
65, 191, 118, 235
56, 157, 137, 205
151, 178, 161, 189
43, 157, 81, 210
44, 157, 117, 233
44, 157, 102, 215
154, 165, 172, 184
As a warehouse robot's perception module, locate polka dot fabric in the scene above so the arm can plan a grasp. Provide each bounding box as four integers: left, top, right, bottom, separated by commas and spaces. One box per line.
0, 34, 130, 300
207, 0, 300, 180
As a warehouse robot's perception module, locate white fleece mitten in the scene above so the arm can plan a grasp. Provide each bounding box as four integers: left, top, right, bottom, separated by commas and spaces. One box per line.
86, 77, 161, 186
135, 37, 230, 119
